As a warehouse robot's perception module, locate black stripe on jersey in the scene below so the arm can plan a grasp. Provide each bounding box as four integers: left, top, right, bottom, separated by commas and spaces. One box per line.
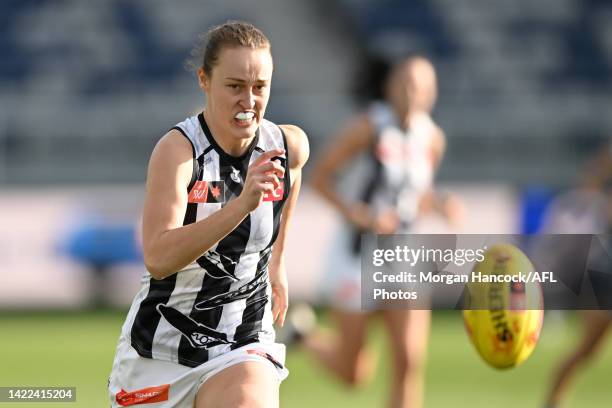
203, 145, 214, 156
178, 274, 236, 366
198, 113, 260, 165
361, 149, 384, 204
268, 128, 291, 246
174, 123, 208, 225
280, 127, 291, 200
217, 159, 252, 248
130, 275, 178, 359
351, 149, 384, 254
183, 153, 205, 225
187, 150, 206, 194
231, 248, 272, 349
178, 159, 252, 366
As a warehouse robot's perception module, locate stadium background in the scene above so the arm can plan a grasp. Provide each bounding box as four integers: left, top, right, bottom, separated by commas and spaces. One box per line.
1, 0, 610, 406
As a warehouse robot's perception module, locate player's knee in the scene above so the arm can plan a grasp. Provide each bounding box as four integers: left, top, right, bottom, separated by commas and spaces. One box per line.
393, 350, 425, 378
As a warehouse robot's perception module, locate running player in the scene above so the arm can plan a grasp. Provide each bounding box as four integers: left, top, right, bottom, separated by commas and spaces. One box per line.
303, 56, 453, 408
542, 142, 611, 408
108, 21, 309, 408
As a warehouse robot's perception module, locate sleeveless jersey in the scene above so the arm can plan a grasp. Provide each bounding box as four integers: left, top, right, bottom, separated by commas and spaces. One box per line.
351, 102, 437, 253
124, 113, 291, 368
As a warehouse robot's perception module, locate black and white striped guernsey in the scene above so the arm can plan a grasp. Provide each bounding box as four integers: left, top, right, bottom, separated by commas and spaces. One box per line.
350, 102, 437, 254
124, 113, 291, 368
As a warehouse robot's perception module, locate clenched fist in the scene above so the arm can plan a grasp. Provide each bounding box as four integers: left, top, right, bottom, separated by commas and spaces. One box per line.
237, 149, 285, 212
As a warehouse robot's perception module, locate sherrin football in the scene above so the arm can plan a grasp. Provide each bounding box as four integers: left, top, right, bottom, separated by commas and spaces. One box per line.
462, 243, 543, 369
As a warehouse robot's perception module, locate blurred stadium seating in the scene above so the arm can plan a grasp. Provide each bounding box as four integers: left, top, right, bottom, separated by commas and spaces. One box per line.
0, 0, 610, 186
339, 0, 612, 182
0, 0, 358, 184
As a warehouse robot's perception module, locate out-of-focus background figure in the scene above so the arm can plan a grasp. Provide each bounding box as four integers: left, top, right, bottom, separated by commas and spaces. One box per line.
292, 55, 455, 408
1, 1, 611, 407
541, 143, 612, 408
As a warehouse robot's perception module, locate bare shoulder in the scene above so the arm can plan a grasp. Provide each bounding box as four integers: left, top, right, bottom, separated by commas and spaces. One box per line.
279, 124, 309, 170
152, 128, 193, 162
146, 128, 194, 188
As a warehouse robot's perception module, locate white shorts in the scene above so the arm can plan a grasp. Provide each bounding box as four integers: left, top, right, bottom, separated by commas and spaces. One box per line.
108, 335, 289, 407
322, 225, 363, 311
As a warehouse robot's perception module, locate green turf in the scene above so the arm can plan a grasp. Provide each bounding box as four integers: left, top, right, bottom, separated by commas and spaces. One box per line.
0, 310, 609, 407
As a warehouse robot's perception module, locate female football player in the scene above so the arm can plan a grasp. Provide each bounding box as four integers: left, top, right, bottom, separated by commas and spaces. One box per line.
108, 20, 309, 408
303, 56, 456, 408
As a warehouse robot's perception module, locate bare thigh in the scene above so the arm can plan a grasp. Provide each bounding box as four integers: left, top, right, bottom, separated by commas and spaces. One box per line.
195, 361, 279, 408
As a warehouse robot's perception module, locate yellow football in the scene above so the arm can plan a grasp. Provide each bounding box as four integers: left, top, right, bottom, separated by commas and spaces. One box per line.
463, 243, 543, 369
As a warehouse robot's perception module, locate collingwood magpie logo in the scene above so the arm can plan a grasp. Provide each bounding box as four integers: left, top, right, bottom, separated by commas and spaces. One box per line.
156, 304, 232, 349
230, 167, 242, 183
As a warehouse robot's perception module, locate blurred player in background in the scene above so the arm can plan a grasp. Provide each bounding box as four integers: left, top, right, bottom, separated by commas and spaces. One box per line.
108, 21, 309, 408
297, 56, 458, 408
542, 141, 611, 408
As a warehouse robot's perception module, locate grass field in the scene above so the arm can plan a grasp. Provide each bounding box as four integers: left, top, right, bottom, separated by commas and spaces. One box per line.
0, 310, 609, 407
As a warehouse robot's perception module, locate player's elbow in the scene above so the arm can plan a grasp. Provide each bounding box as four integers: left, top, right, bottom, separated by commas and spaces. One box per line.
143, 253, 171, 280
144, 261, 166, 280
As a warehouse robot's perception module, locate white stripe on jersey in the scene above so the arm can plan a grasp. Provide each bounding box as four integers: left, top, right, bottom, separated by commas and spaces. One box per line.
151, 270, 205, 363
193, 148, 222, 254
203, 131, 279, 359
210, 211, 275, 358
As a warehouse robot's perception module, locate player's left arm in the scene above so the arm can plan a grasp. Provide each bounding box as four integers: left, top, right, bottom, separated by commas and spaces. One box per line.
269, 124, 310, 326
431, 125, 446, 169
421, 125, 463, 225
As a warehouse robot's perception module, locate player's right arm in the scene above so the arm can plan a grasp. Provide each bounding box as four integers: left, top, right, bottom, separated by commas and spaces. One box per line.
310, 113, 375, 230
142, 129, 284, 280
